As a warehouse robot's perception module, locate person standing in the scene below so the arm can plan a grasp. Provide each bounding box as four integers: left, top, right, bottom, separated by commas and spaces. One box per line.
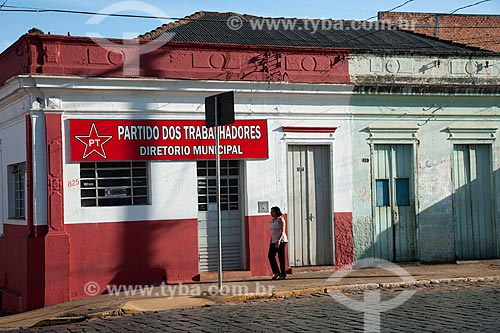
268, 206, 288, 280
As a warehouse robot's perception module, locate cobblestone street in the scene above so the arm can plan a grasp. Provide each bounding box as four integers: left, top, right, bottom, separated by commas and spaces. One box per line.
4, 281, 500, 332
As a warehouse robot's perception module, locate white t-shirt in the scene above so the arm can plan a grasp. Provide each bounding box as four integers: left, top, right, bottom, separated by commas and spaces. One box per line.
270, 216, 288, 243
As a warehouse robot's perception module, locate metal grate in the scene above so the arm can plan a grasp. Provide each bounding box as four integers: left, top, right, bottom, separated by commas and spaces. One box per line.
196, 160, 239, 212
80, 162, 149, 207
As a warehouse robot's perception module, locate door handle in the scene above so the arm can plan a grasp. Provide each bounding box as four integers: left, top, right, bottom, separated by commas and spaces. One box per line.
393, 210, 398, 224
305, 214, 314, 222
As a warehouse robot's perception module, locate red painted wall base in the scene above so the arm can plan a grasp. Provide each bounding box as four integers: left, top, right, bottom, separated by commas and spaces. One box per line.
334, 212, 355, 268
65, 219, 199, 300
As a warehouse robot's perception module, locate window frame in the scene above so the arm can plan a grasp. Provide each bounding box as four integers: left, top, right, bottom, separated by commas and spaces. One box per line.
7, 162, 26, 219
79, 161, 150, 207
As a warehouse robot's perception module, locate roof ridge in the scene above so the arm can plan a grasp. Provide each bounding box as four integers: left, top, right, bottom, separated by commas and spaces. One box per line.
137, 10, 208, 40
380, 11, 500, 18
137, 11, 495, 54
395, 26, 493, 53
137, 10, 394, 40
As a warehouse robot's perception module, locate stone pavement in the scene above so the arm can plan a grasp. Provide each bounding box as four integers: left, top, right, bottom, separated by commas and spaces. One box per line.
1, 260, 499, 330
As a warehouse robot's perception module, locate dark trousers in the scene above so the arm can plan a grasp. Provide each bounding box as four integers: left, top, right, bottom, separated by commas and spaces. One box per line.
268, 242, 287, 277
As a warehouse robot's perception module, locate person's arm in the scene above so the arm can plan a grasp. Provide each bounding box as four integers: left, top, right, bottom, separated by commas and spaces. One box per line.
276, 216, 285, 246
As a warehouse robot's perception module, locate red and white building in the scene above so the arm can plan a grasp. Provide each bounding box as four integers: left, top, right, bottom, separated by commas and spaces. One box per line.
0, 12, 499, 312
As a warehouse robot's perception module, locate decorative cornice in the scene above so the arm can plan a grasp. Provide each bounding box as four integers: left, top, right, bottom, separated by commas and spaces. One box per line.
368, 126, 419, 141
446, 126, 498, 140
282, 126, 337, 133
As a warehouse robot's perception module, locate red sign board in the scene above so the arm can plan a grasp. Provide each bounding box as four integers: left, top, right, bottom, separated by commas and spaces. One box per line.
69, 119, 268, 161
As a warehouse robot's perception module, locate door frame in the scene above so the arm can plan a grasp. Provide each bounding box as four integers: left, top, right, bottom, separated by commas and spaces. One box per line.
369, 138, 419, 262
286, 141, 335, 266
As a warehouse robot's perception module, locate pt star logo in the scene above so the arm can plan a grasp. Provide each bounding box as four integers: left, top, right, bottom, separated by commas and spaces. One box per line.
75, 123, 112, 159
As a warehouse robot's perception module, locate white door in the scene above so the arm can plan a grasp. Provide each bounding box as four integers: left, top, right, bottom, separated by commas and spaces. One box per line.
197, 160, 243, 272
453, 144, 496, 259
372, 144, 417, 262
287, 145, 333, 266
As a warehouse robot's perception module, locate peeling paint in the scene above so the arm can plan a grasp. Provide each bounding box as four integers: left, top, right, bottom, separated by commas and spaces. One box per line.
357, 186, 370, 201
352, 216, 374, 260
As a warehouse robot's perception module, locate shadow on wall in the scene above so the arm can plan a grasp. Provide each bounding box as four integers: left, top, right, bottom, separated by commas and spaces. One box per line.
354, 168, 499, 263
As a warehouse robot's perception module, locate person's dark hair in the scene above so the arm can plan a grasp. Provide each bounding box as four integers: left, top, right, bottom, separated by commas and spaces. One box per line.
271, 206, 282, 217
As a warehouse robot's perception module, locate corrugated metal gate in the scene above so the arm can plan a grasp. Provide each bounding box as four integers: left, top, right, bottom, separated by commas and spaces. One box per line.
453, 144, 496, 259
197, 160, 243, 272
287, 145, 333, 267
372, 144, 417, 262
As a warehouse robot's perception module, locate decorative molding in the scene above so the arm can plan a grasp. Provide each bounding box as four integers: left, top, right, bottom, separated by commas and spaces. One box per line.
282, 126, 337, 133
367, 126, 419, 141
446, 126, 497, 140
46, 97, 61, 110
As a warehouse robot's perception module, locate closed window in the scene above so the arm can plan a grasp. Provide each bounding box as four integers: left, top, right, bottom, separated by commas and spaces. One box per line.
375, 179, 389, 207
396, 178, 410, 206
8, 162, 26, 219
80, 162, 149, 207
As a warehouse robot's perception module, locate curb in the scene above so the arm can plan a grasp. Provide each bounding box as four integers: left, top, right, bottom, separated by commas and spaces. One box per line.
32, 309, 127, 327
30, 275, 500, 327
221, 275, 500, 302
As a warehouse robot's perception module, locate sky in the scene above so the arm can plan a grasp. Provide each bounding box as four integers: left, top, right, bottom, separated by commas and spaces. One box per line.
0, 0, 499, 53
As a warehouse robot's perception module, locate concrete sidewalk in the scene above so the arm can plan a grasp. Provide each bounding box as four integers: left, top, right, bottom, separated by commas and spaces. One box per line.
1, 260, 500, 329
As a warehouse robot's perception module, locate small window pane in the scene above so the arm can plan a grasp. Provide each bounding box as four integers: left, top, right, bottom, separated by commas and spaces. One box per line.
133, 197, 148, 205
133, 188, 148, 196
81, 180, 96, 188
396, 178, 410, 206
81, 189, 96, 198
375, 179, 389, 207
80, 169, 95, 178
98, 169, 130, 177
81, 199, 97, 207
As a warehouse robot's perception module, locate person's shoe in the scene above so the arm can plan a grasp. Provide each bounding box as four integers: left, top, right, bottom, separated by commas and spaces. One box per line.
271, 273, 280, 280
278, 275, 286, 280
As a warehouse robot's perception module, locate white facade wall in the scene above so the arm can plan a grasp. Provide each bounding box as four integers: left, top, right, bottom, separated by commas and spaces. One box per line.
0, 76, 352, 226
0, 78, 31, 233
349, 53, 500, 262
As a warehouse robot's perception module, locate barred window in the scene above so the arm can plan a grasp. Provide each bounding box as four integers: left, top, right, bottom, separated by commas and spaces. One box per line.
8, 162, 26, 219
197, 160, 240, 212
80, 162, 149, 207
